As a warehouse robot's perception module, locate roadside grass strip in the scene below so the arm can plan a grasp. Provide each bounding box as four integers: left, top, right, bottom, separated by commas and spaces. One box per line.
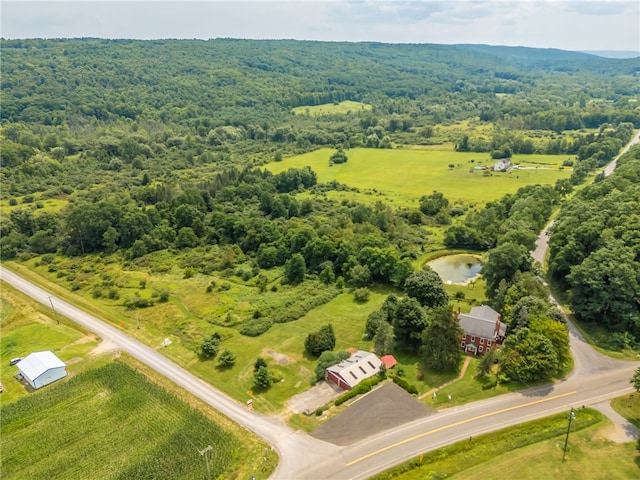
373, 408, 613, 479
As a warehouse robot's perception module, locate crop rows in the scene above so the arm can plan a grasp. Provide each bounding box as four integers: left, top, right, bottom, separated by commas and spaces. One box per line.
0, 362, 242, 479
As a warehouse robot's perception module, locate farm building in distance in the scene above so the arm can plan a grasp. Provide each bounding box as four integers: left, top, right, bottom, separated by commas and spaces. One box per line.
326, 350, 383, 390
16, 351, 67, 390
458, 305, 506, 356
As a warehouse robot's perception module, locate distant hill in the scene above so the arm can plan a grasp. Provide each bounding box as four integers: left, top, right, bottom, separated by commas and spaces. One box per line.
580, 50, 640, 59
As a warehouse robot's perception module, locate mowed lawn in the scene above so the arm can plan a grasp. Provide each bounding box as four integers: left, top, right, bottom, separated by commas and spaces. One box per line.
0, 362, 256, 480
266, 148, 572, 206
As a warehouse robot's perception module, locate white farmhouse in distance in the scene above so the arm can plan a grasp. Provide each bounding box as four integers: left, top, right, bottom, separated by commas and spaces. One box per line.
16, 351, 67, 390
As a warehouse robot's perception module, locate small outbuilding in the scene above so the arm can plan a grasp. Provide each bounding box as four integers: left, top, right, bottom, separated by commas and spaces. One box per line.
16, 351, 67, 390
380, 355, 398, 370
326, 350, 382, 391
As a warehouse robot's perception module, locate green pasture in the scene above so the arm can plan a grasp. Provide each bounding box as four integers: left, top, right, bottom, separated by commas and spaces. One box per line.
374, 408, 639, 480
292, 100, 372, 116
266, 148, 572, 206
0, 362, 273, 480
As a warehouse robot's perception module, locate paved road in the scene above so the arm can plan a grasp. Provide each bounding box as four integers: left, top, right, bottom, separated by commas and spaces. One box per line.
531, 128, 640, 266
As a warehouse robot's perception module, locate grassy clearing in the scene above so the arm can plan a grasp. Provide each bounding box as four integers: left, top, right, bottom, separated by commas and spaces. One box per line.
0, 196, 68, 214
0, 362, 274, 480
292, 100, 372, 116
374, 409, 639, 480
266, 148, 571, 206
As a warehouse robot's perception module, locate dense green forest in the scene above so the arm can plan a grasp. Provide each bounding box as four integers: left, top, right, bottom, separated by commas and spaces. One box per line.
549, 145, 640, 344
1, 38, 639, 353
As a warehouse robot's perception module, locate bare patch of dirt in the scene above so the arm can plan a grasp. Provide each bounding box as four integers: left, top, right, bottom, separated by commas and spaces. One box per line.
90, 339, 119, 356
264, 349, 291, 366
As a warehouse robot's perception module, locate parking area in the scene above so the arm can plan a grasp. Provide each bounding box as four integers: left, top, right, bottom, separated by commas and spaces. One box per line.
311, 382, 436, 446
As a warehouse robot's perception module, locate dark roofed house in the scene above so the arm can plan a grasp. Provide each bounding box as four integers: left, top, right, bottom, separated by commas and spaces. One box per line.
458, 305, 506, 356
325, 350, 382, 391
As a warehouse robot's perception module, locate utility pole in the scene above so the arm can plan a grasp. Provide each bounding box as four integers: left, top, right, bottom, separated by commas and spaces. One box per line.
198, 445, 213, 480
48, 296, 59, 324
562, 407, 575, 462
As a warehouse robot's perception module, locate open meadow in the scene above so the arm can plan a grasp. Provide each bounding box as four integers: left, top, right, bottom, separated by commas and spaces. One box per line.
266, 148, 572, 207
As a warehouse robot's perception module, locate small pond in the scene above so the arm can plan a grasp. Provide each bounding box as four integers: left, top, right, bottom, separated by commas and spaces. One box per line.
428, 254, 482, 285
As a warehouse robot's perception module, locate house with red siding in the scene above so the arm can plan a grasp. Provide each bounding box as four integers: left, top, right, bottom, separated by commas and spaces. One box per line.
458, 305, 506, 356
325, 350, 382, 390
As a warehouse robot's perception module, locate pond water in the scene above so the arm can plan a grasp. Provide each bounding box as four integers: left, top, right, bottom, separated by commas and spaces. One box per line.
428, 254, 482, 284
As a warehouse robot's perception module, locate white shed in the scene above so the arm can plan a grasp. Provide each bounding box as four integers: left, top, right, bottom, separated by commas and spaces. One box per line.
16, 351, 67, 390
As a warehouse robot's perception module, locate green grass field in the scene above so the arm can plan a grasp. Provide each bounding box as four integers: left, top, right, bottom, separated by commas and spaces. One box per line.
292, 100, 372, 116
266, 148, 572, 206
0, 362, 269, 480
374, 409, 639, 480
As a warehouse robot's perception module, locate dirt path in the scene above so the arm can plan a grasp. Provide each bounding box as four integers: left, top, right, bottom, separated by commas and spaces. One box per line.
419, 355, 472, 400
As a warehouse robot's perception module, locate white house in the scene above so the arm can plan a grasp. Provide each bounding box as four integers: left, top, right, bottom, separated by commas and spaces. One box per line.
325, 350, 382, 390
493, 158, 512, 172
16, 351, 67, 390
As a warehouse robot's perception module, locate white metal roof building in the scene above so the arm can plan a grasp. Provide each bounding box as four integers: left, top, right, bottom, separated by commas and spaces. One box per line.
16, 351, 67, 390
325, 350, 382, 390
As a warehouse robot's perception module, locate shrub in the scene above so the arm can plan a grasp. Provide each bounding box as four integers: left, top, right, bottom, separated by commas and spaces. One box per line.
217, 349, 236, 367
158, 290, 170, 302
124, 295, 154, 310
304, 324, 336, 357
8, 198, 17, 206
392, 376, 418, 395
200, 333, 221, 359
354, 287, 370, 303
334, 376, 383, 406
240, 317, 273, 337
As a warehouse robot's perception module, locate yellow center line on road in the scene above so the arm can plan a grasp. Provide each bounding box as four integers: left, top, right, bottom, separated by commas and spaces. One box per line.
345, 390, 577, 466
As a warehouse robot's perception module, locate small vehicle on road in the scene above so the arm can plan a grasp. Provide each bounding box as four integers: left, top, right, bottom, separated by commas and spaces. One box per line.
9, 357, 23, 366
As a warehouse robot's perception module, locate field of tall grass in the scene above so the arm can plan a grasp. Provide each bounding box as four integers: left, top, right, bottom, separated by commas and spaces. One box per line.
267, 148, 572, 207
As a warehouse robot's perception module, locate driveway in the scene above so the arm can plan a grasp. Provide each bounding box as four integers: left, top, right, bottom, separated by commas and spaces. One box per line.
287, 381, 343, 414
